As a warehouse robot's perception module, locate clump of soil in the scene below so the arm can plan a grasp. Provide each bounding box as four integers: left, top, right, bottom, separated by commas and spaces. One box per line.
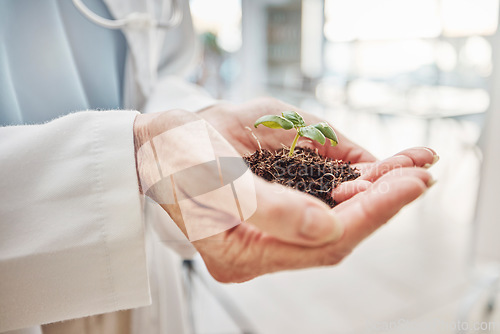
243, 147, 360, 208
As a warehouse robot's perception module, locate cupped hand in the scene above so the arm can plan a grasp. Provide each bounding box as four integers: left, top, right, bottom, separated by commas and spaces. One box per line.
193, 98, 437, 282
134, 98, 436, 284
198, 97, 438, 204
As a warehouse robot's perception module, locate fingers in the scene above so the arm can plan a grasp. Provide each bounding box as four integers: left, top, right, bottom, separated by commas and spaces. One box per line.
198, 167, 434, 283
360, 147, 438, 182
243, 147, 436, 247
246, 178, 344, 247
332, 179, 372, 203
334, 167, 433, 248
249, 168, 430, 263
334, 147, 437, 202
320, 129, 378, 164
395, 147, 438, 167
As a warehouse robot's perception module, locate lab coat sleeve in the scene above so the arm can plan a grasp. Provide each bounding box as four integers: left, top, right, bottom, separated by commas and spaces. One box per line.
0, 110, 151, 332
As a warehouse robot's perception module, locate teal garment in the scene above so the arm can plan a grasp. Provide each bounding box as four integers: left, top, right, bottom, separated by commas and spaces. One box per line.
0, 0, 127, 126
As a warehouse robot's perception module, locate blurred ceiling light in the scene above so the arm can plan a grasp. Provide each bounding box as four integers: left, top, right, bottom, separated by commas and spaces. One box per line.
324, 0, 441, 41
217, 27, 242, 53
190, 0, 242, 52
355, 40, 434, 77
441, 0, 499, 37
324, 43, 352, 73
302, 0, 324, 78
324, 0, 499, 41
435, 41, 457, 72
409, 86, 489, 115
315, 79, 347, 107
347, 80, 399, 108
460, 36, 493, 76
346, 80, 489, 115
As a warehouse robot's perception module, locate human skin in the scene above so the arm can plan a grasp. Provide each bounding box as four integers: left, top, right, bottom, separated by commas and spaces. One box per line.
134, 98, 436, 283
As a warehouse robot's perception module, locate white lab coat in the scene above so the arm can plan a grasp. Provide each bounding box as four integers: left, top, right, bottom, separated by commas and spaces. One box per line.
0, 0, 217, 333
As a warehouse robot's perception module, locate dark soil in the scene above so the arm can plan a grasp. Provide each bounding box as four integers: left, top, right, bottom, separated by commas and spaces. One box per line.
243, 147, 360, 208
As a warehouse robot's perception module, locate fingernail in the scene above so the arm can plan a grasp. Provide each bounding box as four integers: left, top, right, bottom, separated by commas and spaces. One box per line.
424, 155, 440, 169
300, 208, 343, 241
427, 178, 437, 188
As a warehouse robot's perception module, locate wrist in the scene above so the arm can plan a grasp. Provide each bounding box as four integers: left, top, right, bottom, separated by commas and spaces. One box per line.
133, 113, 152, 194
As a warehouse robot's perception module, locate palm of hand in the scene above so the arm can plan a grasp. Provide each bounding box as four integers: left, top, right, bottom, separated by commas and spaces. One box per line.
192, 98, 435, 283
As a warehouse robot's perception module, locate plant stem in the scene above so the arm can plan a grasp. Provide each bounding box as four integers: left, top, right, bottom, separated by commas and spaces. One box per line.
289, 132, 300, 157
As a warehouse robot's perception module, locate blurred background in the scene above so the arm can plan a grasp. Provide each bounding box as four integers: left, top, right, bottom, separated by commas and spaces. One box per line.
185, 0, 500, 333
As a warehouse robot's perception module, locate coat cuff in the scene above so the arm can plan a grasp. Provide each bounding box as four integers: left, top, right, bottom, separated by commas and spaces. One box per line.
93, 110, 151, 311
0, 110, 150, 331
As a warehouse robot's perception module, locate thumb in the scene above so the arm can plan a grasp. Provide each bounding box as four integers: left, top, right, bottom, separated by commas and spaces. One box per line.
246, 178, 344, 247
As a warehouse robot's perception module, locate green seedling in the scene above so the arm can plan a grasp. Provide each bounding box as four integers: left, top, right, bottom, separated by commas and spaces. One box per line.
254, 111, 338, 157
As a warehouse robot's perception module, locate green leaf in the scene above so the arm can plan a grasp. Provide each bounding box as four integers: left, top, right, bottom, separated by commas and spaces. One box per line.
282, 111, 305, 127
298, 125, 326, 145
313, 122, 338, 146
254, 115, 294, 130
